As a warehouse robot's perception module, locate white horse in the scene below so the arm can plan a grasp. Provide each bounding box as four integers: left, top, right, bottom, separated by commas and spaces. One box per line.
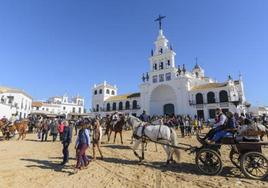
126, 115, 180, 164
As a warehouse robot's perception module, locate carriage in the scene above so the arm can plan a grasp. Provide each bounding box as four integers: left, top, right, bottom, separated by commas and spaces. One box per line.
195, 133, 268, 180
125, 115, 268, 180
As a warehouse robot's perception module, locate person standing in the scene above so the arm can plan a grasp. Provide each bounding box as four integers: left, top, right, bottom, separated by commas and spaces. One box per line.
61, 121, 72, 165
41, 119, 49, 142
58, 120, 64, 141
93, 119, 104, 160
179, 116, 185, 137
74, 121, 90, 172
50, 119, 58, 142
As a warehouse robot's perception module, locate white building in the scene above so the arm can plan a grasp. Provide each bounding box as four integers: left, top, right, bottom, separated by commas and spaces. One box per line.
91, 19, 247, 120
32, 94, 85, 117
248, 106, 268, 116
0, 86, 32, 119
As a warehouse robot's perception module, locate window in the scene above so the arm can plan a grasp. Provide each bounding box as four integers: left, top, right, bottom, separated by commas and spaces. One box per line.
106, 89, 110, 94
106, 103, 110, 111
72, 107, 76, 113
79, 108, 82, 113
207, 92, 216, 104
112, 102, 116, 111
7, 96, 14, 104
99, 89, 102, 94
159, 48, 163, 54
111, 90, 115, 95
125, 101, 130, 110
153, 75, 158, 83
63, 107, 66, 110
219, 90, 229, 102
154, 63, 157, 70
94, 90, 97, 95
119, 102, 123, 110
165, 72, 171, 81
159, 74, 164, 82
160, 62, 164, 69
196, 93, 204, 104
132, 100, 138, 109
96, 104, 99, 112
167, 60, 170, 66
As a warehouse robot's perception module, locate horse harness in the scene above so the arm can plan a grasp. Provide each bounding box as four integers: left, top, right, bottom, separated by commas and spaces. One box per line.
132, 123, 171, 143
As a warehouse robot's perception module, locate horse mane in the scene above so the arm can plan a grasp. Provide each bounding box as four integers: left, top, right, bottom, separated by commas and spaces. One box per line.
129, 115, 141, 122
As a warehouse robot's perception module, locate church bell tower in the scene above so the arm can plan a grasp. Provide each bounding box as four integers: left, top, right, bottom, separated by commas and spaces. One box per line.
149, 15, 176, 73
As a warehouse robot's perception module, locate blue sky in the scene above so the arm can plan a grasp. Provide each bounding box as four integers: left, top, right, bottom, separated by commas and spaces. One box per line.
0, 0, 267, 109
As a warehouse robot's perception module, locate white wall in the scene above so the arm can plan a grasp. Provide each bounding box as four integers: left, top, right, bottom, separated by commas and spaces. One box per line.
0, 92, 32, 119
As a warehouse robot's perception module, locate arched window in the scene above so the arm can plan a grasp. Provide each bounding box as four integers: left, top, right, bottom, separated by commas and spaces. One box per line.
119, 102, 123, 110
106, 89, 110, 94
99, 89, 102, 94
94, 90, 97, 95
207, 92, 216, 104
196, 93, 204, 104
112, 102, 116, 111
96, 104, 99, 112
132, 100, 138, 109
219, 90, 229, 102
111, 90, 115, 95
106, 103, 110, 111
125, 101, 130, 110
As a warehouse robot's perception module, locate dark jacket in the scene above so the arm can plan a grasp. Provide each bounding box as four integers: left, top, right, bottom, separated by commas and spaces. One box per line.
62, 126, 72, 144
50, 121, 58, 134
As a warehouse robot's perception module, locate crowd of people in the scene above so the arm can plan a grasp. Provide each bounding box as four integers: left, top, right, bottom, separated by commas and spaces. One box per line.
139, 111, 207, 137
27, 116, 104, 173
1, 109, 267, 174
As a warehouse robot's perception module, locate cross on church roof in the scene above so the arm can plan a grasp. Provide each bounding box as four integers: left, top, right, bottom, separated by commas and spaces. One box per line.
155, 15, 166, 30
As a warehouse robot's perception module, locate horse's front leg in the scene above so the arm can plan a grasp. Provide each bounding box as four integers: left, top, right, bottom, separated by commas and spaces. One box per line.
120, 131, 123, 144
113, 132, 117, 143
132, 139, 142, 162
130, 135, 133, 144
108, 130, 111, 142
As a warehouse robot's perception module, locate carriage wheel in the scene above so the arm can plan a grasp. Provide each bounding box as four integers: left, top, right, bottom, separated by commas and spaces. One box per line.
230, 148, 241, 169
195, 149, 223, 176
240, 152, 268, 180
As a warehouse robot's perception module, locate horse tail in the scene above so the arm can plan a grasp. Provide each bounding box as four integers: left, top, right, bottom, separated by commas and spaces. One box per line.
170, 128, 180, 162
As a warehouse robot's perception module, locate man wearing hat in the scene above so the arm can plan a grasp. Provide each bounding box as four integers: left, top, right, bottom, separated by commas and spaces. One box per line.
203, 108, 227, 141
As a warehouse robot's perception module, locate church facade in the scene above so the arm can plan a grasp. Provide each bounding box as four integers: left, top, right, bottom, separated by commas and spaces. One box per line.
91, 22, 247, 120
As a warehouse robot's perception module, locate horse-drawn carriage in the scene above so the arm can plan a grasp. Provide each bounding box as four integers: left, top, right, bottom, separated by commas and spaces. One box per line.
126, 115, 268, 180
195, 133, 268, 180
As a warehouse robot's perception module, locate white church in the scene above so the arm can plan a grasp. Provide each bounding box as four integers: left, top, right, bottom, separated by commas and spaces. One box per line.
91, 17, 247, 120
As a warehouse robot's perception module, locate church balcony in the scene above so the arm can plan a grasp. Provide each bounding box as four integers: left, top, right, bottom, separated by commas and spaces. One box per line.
189, 101, 239, 107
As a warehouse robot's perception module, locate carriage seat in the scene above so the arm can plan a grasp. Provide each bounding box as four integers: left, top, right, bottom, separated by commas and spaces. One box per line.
218, 129, 237, 144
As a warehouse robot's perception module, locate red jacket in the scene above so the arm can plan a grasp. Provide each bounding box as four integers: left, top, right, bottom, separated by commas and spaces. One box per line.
58, 123, 64, 133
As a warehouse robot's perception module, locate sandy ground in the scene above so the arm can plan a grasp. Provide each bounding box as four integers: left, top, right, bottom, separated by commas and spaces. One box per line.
0, 130, 267, 188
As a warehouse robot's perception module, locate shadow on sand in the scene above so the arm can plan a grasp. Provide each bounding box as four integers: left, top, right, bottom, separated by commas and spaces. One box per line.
101, 156, 268, 181
102, 145, 131, 150
20, 158, 75, 175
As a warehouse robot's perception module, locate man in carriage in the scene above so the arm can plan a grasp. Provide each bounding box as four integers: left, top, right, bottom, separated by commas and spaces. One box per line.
202, 108, 228, 142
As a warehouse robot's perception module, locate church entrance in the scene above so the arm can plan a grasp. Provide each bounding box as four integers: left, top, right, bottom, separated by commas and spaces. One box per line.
149, 85, 177, 115
163, 104, 175, 115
